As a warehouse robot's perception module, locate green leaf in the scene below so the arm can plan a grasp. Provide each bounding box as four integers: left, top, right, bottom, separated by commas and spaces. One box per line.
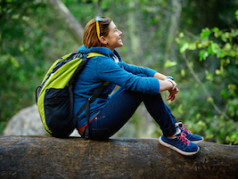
224, 43, 231, 51
188, 43, 196, 50
220, 88, 228, 99
19, 45, 24, 52
208, 45, 214, 55
207, 97, 214, 103
217, 49, 226, 58
215, 65, 225, 77
205, 71, 213, 81
221, 59, 230, 66
180, 43, 189, 53
230, 29, 238, 38
228, 84, 237, 92
164, 60, 177, 68
197, 39, 210, 48
221, 32, 230, 42
199, 50, 208, 61
181, 69, 186, 77
179, 32, 184, 38
10, 57, 19, 68
196, 113, 201, 120
200, 28, 211, 39
178, 104, 183, 114
197, 121, 206, 128
212, 27, 219, 33
212, 27, 223, 39
211, 42, 220, 54
215, 69, 221, 75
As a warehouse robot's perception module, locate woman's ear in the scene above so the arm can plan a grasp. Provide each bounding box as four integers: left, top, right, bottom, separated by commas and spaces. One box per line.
99, 36, 108, 45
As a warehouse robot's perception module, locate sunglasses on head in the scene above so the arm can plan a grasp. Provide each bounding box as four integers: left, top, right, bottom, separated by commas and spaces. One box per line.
95, 16, 105, 40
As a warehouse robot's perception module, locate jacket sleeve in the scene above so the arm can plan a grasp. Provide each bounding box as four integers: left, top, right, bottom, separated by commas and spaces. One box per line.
119, 61, 157, 77
95, 57, 160, 94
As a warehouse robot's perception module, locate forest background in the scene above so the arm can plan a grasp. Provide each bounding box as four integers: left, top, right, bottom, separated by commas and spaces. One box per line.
1, 0, 238, 144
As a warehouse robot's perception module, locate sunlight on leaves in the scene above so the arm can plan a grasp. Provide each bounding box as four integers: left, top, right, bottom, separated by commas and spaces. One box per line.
164, 60, 177, 68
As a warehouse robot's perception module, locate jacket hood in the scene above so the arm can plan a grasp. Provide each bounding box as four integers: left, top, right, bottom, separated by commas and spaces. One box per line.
78, 45, 122, 61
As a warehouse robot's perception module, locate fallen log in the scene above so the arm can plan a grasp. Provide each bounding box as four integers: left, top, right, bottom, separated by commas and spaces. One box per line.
0, 136, 237, 178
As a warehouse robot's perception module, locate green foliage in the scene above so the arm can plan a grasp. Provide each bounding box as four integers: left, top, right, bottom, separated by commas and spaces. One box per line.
0, 0, 43, 128
164, 60, 177, 68
176, 11, 238, 144
179, 27, 238, 62
0, 0, 76, 133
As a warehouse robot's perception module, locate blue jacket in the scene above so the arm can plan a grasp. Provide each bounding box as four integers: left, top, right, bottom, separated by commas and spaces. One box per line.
73, 45, 160, 128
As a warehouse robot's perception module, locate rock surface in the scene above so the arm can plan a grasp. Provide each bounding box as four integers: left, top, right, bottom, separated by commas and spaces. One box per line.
0, 136, 238, 178
3, 104, 44, 136
3, 104, 79, 137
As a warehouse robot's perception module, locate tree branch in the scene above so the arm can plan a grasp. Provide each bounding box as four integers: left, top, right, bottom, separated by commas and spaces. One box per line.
45, 0, 84, 43
182, 52, 231, 120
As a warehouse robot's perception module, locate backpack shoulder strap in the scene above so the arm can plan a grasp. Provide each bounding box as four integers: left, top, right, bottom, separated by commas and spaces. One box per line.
87, 52, 105, 58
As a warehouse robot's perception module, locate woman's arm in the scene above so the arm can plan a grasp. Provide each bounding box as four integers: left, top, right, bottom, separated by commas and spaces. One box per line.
120, 61, 156, 77
153, 72, 167, 80
96, 57, 160, 95
96, 57, 178, 100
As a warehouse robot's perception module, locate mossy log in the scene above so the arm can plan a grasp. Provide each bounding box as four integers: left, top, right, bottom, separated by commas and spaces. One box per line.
0, 136, 238, 178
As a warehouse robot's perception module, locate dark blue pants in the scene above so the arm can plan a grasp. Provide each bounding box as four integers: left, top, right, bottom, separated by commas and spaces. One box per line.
85, 87, 177, 140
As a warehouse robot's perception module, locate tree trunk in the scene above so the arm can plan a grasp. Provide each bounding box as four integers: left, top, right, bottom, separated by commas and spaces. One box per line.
127, 1, 142, 63
46, 0, 84, 43
164, 0, 182, 63
0, 136, 237, 178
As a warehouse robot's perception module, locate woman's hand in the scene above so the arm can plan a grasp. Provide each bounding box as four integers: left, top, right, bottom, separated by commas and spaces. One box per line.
157, 74, 179, 101
166, 79, 179, 101
166, 86, 179, 101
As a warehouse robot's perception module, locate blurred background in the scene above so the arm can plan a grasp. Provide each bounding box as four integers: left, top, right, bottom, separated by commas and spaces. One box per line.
0, 0, 237, 144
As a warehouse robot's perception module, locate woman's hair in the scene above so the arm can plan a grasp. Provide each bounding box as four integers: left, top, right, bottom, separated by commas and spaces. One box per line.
83, 17, 112, 48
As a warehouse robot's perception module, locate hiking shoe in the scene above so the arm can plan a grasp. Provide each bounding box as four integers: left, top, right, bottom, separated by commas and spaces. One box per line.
177, 122, 203, 144
159, 132, 199, 156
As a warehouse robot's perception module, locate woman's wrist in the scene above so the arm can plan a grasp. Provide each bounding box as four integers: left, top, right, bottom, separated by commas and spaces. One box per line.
164, 76, 174, 81
168, 80, 174, 92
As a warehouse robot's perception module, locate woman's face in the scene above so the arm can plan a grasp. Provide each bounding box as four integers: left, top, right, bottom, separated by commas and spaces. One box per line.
103, 21, 123, 51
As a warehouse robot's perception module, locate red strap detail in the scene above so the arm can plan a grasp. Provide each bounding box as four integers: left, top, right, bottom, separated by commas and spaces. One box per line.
78, 112, 100, 135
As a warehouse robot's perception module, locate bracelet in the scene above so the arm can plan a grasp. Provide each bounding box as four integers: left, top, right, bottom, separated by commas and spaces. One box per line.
164, 76, 174, 81
168, 80, 174, 92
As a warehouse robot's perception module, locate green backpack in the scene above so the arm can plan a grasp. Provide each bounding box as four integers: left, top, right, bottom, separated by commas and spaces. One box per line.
35, 52, 105, 138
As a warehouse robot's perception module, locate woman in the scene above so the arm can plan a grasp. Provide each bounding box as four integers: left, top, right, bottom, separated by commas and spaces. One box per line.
73, 17, 203, 156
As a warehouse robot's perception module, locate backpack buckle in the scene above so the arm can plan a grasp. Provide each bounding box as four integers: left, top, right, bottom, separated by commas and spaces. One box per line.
74, 52, 83, 59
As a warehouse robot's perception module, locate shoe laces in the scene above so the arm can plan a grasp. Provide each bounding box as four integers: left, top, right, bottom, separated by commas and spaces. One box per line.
181, 124, 191, 135
178, 131, 190, 146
